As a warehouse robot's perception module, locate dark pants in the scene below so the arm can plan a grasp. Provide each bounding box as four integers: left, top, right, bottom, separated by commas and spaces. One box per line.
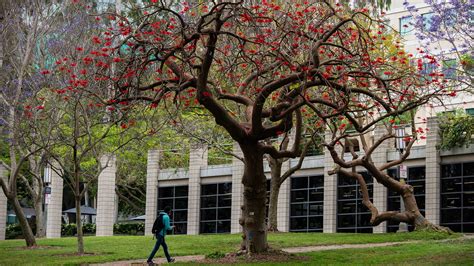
147, 234, 171, 262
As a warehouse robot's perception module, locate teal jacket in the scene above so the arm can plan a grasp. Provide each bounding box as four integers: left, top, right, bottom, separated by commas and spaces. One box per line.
158, 212, 172, 237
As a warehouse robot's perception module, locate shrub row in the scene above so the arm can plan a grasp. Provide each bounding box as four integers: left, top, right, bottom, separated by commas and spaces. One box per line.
6, 222, 145, 239
6, 224, 23, 239
114, 222, 145, 235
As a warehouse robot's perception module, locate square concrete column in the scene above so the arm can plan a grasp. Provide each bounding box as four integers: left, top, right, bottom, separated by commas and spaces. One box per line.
96, 154, 117, 236
425, 117, 441, 225
277, 159, 290, 232
145, 150, 160, 236
0, 165, 7, 240
323, 131, 339, 233
46, 164, 64, 238
187, 143, 207, 235
372, 126, 389, 233
231, 143, 244, 234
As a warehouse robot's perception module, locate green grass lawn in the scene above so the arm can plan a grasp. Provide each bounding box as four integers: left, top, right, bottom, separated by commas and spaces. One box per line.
181, 237, 474, 266
0, 231, 463, 265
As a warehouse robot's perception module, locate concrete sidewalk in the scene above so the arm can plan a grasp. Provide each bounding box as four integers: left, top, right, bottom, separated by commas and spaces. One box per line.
94, 255, 205, 266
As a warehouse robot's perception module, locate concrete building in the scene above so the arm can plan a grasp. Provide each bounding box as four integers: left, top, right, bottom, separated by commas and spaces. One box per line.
142, 117, 473, 234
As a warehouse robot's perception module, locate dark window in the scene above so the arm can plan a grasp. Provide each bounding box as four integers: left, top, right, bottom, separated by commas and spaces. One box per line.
157, 185, 189, 235
337, 172, 373, 233
289, 175, 324, 232
200, 182, 232, 234
387, 167, 426, 232
441, 163, 474, 232
466, 108, 474, 116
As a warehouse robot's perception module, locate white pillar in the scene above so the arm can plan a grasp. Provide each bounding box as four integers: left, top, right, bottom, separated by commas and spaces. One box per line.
373, 126, 388, 233
96, 154, 117, 236
0, 165, 7, 240
187, 143, 207, 235
425, 117, 441, 225
46, 164, 64, 238
277, 159, 291, 232
145, 150, 160, 236
231, 143, 244, 233
323, 131, 338, 233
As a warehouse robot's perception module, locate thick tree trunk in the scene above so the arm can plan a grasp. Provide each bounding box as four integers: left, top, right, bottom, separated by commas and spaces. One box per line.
267, 158, 282, 232
239, 144, 268, 253
75, 196, 85, 255
399, 184, 450, 232
11, 197, 36, 247
34, 198, 45, 238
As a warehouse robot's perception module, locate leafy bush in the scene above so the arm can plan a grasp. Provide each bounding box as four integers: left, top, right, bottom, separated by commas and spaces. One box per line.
61, 223, 77, 236
113, 222, 145, 235
83, 223, 96, 234
438, 110, 474, 150
6, 224, 23, 239
61, 223, 96, 236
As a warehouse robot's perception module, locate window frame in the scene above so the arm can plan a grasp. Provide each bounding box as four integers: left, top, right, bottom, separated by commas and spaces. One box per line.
289, 175, 324, 232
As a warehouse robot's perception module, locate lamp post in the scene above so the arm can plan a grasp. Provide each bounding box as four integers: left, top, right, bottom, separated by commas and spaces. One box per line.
396, 127, 409, 232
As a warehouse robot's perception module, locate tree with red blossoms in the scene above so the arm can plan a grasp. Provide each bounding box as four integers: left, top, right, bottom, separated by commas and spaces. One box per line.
37, 2, 165, 254
72, 1, 462, 252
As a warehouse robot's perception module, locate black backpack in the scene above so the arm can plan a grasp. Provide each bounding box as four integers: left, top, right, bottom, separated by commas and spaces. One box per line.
151, 213, 164, 234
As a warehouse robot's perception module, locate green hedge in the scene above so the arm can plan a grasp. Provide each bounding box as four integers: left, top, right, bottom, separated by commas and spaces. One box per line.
113, 222, 145, 235
60, 222, 144, 236
61, 223, 96, 236
7, 222, 145, 238
6, 224, 23, 239
6, 219, 37, 239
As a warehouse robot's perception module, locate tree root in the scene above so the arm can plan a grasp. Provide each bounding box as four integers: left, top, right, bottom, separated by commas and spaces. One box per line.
267, 225, 280, 232
415, 221, 453, 234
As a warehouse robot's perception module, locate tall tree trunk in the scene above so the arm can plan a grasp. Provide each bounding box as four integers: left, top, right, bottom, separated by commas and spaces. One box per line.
267, 178, 282, 232
239, 144, 268, 253
34, 198, 45, 238
11, 196, 36, 247
75, 196, 84, 255
267, 158, 282, 232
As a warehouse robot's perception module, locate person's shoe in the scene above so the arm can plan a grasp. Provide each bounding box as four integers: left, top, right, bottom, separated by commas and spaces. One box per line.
168, 258, 175, 263
146, 260, 154, 265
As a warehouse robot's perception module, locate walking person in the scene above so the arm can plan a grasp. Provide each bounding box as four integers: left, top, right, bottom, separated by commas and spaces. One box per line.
147, 206, 175, 265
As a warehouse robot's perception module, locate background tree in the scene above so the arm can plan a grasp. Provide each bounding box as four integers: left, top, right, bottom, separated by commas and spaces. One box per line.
404, 0, 473, 89
27, 2, 149, 254
265, 124, 324, 231
0, 0, 64, 246
32, 83, 156, 254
